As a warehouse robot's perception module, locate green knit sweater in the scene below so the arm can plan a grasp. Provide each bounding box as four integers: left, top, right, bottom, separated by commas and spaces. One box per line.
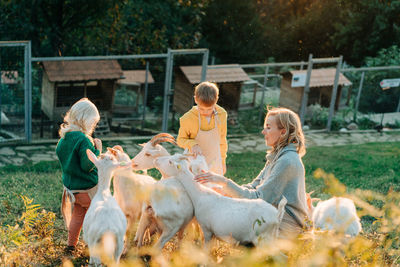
56, 131, 100, 190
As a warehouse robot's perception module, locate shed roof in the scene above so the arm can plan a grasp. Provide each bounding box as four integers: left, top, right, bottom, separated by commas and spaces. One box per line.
180, 64, 250, 84
1, 71, 18, 84
289, 68, 352, 87
118, 70, 155, 85
42, 60, 123, 82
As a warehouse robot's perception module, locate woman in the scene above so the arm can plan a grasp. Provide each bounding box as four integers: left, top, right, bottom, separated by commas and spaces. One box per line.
196, 107, 310, 239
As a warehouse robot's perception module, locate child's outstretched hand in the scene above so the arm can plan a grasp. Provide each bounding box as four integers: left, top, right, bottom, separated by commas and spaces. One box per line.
191, 144, 202, 157
94, 138, 102, 153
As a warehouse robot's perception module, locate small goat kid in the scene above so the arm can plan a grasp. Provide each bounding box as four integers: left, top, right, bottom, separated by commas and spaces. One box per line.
155, 154, 287, 246
311, 196, 362, 237
132, 134, 217, 249
83, 150, 127, 266
131, 133, 194, 249
105, 145, 156, 250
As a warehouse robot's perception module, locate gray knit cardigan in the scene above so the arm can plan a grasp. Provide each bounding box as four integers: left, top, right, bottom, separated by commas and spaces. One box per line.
225, 143, 309, 227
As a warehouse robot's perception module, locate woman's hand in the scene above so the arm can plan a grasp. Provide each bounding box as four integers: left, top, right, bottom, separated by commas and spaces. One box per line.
94, 138, 102, 153
195, 172, 228, 186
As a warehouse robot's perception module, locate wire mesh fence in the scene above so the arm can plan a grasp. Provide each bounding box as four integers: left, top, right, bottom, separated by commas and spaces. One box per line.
31, 56, 170, 140
1, 41, 400, 144
0, 43, 27, 142
29, 49, 209, 140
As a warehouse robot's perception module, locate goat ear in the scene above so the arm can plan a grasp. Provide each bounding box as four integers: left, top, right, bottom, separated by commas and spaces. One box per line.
139, 143, 146, 147
86, 149, 98, 164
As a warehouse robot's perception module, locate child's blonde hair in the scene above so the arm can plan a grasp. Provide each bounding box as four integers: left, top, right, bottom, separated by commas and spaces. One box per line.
59, 98, 100, 139
194, 81, 219, 106
265, 107, 306, 157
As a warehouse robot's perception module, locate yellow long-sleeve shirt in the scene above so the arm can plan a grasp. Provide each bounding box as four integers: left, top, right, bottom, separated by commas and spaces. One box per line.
177, 104, 228, 166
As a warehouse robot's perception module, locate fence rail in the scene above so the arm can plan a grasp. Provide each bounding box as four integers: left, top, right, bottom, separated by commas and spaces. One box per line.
1, 40, 400, 143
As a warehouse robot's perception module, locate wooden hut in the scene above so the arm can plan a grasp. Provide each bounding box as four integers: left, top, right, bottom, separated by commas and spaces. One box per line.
173, 64, 250, 114
41, 60, 123, 122
114, 70, 154, 117
279, 68, 352, 113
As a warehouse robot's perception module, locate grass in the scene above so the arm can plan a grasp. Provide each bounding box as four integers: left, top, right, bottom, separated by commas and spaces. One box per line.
1, 141, 398, 225
0, 142, 399, 265
225, 142, 400, 195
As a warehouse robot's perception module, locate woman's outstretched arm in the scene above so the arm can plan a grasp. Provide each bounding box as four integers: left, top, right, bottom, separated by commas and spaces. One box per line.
197, 154, 298, 205
195, 164, 268, 198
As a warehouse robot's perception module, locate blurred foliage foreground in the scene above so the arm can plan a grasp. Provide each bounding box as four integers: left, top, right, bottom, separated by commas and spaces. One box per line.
0, 169, 399, 266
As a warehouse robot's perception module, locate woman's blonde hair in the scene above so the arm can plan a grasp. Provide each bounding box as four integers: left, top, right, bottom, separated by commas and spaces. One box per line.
59, 98, 100, 140
265, 107, 306, 157
194, 81, 219, 106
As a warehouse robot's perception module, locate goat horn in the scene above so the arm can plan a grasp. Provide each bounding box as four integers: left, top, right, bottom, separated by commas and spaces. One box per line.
152, 137, 178, 146
150, 133, 175, 143
150, 133, 177, 146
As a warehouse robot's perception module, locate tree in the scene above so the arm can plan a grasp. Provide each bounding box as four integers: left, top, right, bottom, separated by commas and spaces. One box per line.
0, 0, 207, 57
201, 0, 266, 63
0, 0, 116, 56
349, 46, 400, 113
332, 0, 400, 66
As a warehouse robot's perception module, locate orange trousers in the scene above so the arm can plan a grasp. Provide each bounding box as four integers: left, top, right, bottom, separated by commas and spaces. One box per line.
68, 193, 91, 246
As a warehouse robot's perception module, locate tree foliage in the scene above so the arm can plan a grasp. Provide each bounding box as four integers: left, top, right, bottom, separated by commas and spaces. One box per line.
1, 0, 399, 66
0, 0, 206, 57
203, 0, 400, 65
201, 0, 265, 63
332, 0, 400, 66
355, 45, 400, 113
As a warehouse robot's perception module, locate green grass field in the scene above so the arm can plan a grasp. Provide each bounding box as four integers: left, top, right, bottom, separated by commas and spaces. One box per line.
0, 141, 399, 265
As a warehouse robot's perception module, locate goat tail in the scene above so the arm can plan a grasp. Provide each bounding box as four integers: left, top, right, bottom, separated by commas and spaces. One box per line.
274, 196, 288, 239
100, 231, 117, 263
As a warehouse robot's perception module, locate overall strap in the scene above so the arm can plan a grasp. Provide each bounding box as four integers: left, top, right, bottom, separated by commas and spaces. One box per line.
198, 108, 202, 127
213, 108, 219, 128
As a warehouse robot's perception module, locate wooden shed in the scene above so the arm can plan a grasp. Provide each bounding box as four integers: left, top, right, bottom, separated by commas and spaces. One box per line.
173, 64, 250, 114
41, 60, 123, 122
114, 70, 154, 116
279, 68, 352, 114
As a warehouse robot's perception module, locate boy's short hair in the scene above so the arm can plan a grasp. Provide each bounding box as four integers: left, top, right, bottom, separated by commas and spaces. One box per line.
194, 82, 219, 106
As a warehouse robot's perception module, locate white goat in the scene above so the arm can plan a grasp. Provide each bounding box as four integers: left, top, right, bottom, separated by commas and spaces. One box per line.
132, 134, 195, 249
132, 134, 214, 249
83, 150, 127, 266
131, 133, 176, 171
105, 145, 156, 249
311, 196, 362, 237
154, 154, 288, 246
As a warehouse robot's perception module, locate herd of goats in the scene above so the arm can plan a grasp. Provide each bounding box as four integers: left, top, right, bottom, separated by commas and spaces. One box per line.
80, 133, 362, 266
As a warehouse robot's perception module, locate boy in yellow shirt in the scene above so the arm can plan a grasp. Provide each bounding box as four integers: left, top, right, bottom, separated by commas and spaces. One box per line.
177, 82, 228, 175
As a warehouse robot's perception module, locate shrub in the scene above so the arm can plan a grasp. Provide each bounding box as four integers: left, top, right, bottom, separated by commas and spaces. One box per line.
357, 117, 376, 130
0, 196, 60, 266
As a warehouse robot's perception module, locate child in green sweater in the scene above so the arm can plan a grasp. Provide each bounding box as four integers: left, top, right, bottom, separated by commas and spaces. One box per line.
56, 98, 102, 254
